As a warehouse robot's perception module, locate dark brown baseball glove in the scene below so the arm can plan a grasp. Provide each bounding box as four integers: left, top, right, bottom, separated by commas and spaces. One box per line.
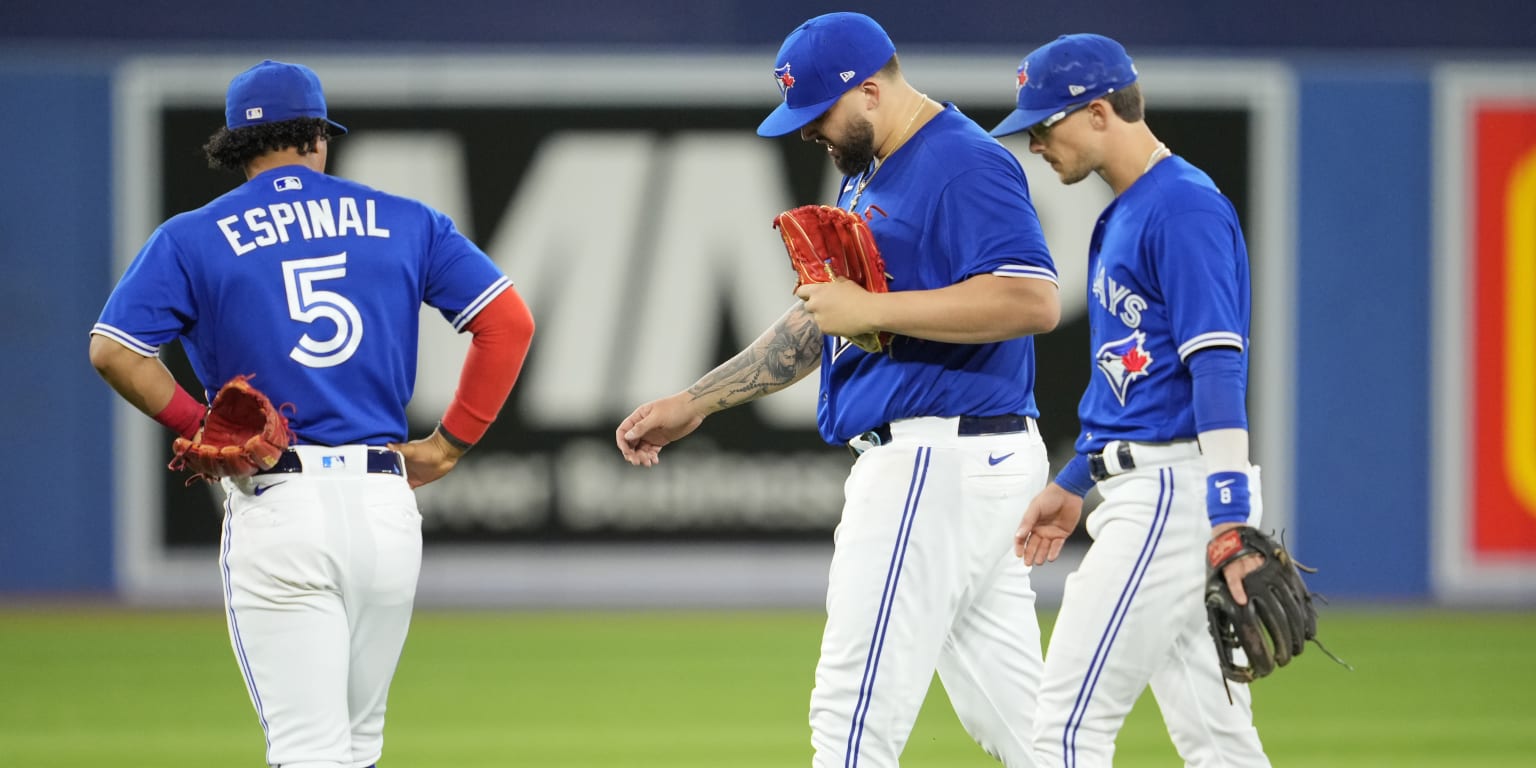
1204, 526, 1319, 683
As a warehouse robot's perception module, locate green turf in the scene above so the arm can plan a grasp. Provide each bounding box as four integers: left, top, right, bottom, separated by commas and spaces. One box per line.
1, 607, 1532, 766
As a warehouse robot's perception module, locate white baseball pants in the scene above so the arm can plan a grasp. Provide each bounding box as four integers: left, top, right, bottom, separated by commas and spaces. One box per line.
1034, 449, 1269, 767
219, 445, 421, 768
811, 416, 1049, 767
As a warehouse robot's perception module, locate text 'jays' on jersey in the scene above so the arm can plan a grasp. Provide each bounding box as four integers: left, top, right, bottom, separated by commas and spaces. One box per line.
1075, 156, 1251, 454
93, 166, 510, 446
818, 104, 1058, 445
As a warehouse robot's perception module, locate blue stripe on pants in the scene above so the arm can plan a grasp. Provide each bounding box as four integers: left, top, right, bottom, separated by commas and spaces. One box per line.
845, 446, 932, 767
1063, 468, 1175, 767
221, 499, 272, 751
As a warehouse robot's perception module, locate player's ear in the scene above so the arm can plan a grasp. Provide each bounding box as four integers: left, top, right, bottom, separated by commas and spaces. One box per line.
857, 80, 880, 111
1088, 99, 1111, 129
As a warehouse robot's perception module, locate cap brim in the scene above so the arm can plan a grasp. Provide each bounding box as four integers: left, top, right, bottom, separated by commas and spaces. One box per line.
756, 96, 840, 137
990, 79, 1136, 138
326, 118, 348, 135
988, 107, 1061, 138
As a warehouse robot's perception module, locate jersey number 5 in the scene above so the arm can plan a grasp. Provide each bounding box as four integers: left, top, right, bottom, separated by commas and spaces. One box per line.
282, 254, 364, 368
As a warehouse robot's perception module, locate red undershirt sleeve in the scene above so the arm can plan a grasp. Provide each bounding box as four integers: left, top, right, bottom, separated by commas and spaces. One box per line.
438, 287, 535, 447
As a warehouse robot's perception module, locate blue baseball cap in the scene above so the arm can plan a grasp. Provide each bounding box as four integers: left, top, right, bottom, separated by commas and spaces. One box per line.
989, 34, 1137, 138
756, 13, 897, 138
224, 59, 347, 135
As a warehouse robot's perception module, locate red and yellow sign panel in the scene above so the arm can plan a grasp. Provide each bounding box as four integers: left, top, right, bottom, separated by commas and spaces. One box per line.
1473, 105, 1536, 555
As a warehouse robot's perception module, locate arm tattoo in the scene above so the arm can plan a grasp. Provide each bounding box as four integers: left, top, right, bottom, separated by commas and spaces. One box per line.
686, 303, 823, 413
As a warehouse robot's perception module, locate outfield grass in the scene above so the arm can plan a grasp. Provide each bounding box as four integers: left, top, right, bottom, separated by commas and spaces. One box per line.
1, 607, 1532, 766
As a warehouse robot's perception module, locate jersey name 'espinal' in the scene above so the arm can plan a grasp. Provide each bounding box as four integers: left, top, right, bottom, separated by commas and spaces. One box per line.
217, 190, 392, 256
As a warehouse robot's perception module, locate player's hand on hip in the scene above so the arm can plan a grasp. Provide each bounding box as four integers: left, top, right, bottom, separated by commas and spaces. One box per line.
387, 428, 466, 489
1014, 483, 1084, 566
794, 279, 878, 339
615, 393, 707, 467
1211, 521, 1265, 605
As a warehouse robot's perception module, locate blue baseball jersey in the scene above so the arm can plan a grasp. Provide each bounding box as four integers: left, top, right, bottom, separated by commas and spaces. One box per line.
818, 104, 1057, 444
1074, 156, 1250, 453
93, 165, 510, 446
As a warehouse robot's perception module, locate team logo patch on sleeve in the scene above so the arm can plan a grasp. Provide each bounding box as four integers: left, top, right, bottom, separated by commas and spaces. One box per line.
1096, 330, 1153, 405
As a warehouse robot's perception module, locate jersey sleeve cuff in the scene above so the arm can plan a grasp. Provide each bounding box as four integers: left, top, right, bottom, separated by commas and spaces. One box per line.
991, 265, 1059, 285
89, 324, 159, 357
449, 275, 513, 332
1178, 331, 1244, 360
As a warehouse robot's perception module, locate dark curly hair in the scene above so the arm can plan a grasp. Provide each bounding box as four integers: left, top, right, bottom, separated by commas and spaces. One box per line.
203, 117, 335, 173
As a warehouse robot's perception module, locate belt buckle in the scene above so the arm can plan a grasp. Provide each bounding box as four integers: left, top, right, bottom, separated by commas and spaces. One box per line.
1089, 442, 1136, 481
847, 430, 885, 458
1088, 452, 1110, 482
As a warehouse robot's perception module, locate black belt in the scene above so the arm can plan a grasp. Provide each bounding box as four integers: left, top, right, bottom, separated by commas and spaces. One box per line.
852, 414, 1032, 454
1088, 442, 1136, 482
256, 448, 404, 476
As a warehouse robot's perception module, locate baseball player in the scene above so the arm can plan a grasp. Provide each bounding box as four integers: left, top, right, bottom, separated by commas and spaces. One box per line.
616, 13, 1059, 767
991, 35, 1271, 766
88, 60, 534, 768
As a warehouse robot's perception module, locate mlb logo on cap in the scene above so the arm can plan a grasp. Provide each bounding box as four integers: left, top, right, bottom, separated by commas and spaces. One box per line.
990, 34, 1138, 138
756, 12, 897, 137
224, 59, 347, 135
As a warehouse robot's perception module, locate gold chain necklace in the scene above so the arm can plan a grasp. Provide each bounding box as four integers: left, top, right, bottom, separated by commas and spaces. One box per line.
848, 94, 931, 212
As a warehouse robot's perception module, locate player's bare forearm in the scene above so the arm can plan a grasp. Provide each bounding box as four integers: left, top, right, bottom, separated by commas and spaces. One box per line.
871, 274, 1059, 343
686, 302, 822, 414
615, 304, 818, 467
88, 334, 181, 415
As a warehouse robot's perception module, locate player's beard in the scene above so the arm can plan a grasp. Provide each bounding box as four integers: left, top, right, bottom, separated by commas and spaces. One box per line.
830, 114, 877, 177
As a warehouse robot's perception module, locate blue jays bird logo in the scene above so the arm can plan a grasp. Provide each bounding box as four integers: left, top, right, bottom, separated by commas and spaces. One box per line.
1016, 62, 1029, 92
1095, 330, 1153, 406
775, 64, 795, 99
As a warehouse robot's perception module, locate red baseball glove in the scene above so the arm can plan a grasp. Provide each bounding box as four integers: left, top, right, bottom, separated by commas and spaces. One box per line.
773, 204, 893, 353
168, 375, 293, 481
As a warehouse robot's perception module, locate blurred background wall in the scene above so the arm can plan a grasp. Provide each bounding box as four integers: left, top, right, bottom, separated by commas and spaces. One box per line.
2, 0, 1534, 606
